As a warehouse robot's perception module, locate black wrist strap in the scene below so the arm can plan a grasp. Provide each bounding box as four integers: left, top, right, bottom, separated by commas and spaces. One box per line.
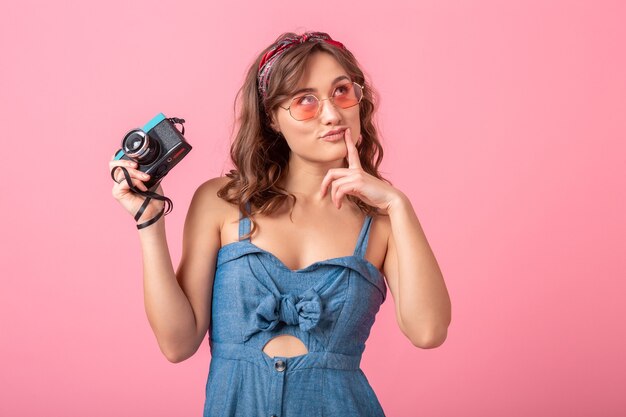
168, 117, 185, 135
110, 166, 173, 229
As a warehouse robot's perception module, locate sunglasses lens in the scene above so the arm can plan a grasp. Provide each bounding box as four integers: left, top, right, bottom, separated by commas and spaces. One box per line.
333, 82, 362, 109
288, 82, 364, 121
290, 95, 319, 121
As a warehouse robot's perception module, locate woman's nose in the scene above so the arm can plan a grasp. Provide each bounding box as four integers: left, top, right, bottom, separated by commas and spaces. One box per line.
318, 98, 341, 124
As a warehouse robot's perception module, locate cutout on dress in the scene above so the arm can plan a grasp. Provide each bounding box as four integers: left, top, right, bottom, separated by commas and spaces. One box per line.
262, 334, 309, 358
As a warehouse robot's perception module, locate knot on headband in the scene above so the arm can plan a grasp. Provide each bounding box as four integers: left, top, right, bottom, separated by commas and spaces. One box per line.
257, 32, 346, 100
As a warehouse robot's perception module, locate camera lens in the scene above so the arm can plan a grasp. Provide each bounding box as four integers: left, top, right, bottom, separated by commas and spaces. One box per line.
122, 129, 160, 165
126, 134, 143, 152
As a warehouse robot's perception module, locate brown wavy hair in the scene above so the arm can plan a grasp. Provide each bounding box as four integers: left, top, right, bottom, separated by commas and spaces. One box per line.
217, 32, 391, 239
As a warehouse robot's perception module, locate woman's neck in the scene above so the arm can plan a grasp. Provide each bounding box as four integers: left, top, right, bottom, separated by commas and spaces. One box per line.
277, 156, 343, 202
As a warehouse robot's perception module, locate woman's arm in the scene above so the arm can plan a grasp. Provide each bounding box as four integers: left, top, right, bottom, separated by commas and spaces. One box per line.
140, 178, 224, 362
382, 192, 451, 348
320, 128, 451, 348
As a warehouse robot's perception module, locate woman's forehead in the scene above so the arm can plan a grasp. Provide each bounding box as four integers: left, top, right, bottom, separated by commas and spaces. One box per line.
291, 75, 351, 97
295, 52, 350, 89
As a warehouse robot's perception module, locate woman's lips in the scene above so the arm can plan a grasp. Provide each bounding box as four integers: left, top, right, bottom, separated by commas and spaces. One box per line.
321, 129, 346, 142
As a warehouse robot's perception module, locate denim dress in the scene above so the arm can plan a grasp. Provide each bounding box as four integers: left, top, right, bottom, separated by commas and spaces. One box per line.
204, 207, 388, 417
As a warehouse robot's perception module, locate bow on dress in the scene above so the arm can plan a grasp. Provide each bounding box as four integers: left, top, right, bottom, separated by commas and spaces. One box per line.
244, 288, 322, 341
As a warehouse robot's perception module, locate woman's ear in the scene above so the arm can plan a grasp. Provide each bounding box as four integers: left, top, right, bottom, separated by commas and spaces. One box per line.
269, 113, 281, 133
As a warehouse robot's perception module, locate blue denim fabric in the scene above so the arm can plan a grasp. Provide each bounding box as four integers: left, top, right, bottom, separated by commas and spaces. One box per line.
204, 207, 387, 416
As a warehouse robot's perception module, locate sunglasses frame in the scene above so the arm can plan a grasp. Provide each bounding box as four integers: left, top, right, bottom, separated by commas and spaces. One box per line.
278, 81, 364, 121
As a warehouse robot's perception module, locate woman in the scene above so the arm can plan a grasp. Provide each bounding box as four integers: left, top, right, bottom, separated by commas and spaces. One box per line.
110, 31, 451, 416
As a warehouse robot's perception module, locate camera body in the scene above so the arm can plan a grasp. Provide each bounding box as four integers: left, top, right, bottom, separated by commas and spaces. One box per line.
114, 113, 192, 190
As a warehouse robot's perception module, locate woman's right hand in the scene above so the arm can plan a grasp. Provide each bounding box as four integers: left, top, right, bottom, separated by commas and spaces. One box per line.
109, 156, 165, 224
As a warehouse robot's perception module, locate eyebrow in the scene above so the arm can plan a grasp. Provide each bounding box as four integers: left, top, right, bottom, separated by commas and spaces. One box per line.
292, 75, 351, 96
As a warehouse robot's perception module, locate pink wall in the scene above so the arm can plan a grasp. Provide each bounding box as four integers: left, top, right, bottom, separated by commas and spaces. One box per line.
1, 1, 625, 416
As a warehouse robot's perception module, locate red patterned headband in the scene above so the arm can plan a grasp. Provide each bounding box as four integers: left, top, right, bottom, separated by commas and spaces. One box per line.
257, 32, 346, 100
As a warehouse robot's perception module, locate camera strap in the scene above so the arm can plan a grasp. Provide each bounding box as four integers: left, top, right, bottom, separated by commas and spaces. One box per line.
168, 117, 185, 135
110, 165, 173, 229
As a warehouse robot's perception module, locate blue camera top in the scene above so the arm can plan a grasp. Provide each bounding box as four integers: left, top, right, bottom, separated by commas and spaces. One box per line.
114, 149, 126, 160
142, 113, 166, 132
114, 113, 167, 161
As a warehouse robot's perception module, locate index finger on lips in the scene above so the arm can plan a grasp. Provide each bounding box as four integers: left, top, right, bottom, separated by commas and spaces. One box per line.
344, 128, 362, 169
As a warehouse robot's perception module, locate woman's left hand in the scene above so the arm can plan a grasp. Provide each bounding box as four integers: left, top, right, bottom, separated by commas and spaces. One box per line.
320, 128, 404, 213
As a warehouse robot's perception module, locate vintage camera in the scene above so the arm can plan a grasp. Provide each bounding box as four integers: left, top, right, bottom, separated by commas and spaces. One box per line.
114, 113, 192, 190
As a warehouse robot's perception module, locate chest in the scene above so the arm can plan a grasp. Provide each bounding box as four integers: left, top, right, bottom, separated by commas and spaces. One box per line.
219, 207, 388, 272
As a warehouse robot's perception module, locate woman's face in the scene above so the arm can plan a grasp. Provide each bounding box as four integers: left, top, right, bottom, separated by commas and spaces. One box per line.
271, 51, 361, 166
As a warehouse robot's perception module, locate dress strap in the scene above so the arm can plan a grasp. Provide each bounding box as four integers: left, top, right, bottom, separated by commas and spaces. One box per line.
238, 201, 252, 241
353, 215, 373, 258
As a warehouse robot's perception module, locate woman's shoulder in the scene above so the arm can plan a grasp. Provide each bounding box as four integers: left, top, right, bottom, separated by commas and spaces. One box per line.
187, 176, 237, 229
194, 176, 231, 196
190, 176, 244, 247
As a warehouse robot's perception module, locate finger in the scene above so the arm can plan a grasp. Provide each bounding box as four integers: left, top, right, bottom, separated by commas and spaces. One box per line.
135, 180, 148, 192
109, 159, 138, 169
109, 160, 138, 180
331, 175, 359, 208
330, 175, 353, 205
120, 168, 151, 183
344, 128, 362, 169
111, 166, 151, 184
128, 177, 149, 192
335, 181, 363, 210
320, 168, 351, 198
115, 175, 149, 192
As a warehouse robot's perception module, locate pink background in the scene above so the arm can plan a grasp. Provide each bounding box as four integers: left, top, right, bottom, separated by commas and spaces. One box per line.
1, 1, 625, 416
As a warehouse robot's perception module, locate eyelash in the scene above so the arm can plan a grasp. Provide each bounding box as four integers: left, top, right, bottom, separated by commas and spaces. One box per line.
294, 84, 350, 102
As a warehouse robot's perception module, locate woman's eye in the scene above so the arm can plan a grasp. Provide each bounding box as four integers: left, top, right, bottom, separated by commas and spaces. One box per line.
334, 84, 351, 96
296, 95, 316, 106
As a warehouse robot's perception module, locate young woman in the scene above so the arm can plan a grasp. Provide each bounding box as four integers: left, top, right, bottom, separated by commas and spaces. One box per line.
109, 31, 451, 417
